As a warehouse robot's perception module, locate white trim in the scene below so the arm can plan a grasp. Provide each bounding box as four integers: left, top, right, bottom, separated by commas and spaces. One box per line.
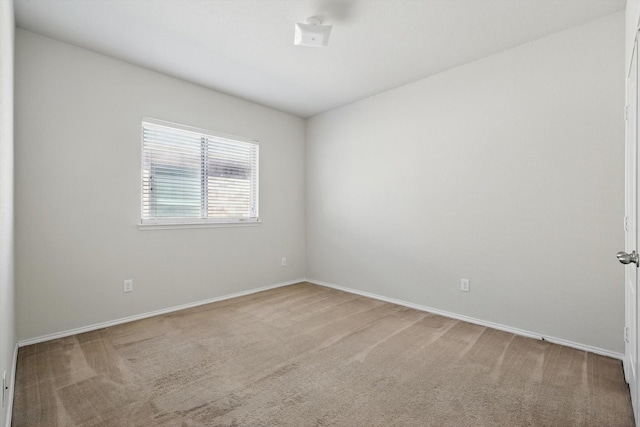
17, 276, 623, 360
18, 279, 303, 347
4, 343, 17, 427
306, 278, 624, 361
138, 221, 262, 231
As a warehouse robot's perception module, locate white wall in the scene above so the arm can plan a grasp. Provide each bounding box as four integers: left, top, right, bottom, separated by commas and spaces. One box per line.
306, 12, 625, 354
15, 30, 306, 341
627, 1, 640, 72
13, 10, 626, 357
0, 0, 15, 425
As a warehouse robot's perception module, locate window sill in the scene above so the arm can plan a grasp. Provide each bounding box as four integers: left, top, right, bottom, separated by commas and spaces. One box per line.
138, 221, 262, 231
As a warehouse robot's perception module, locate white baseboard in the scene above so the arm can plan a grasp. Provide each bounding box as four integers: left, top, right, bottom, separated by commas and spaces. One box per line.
306, 278, 624, 361
18, 278, 304, 347
4, 343, 17, 427
17, 276, 624, 361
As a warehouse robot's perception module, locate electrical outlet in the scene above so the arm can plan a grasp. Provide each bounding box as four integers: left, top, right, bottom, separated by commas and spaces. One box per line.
281, 257, 287, 267
461, 279, 470, 292
123, 279, 133, 293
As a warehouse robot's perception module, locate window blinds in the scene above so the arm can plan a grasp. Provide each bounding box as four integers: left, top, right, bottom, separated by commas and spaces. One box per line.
141, 120, 259, 224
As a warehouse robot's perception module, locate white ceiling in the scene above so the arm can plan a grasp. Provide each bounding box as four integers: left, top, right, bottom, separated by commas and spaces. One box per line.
15, 0, 625, 118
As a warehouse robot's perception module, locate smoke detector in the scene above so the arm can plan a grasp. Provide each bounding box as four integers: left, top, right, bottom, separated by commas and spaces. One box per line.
294, 17, 332, 47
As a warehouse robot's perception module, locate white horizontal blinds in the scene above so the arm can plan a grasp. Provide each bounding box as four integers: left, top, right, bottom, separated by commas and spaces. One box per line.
141, 119, 259, 224
206, 136, 258, 219
142, 123, 204, 220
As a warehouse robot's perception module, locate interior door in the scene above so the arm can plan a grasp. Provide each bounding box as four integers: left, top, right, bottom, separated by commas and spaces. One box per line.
622, 33, 639, 426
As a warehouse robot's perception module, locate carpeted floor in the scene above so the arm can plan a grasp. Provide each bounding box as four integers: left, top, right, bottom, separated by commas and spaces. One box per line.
12, 282, 635, 426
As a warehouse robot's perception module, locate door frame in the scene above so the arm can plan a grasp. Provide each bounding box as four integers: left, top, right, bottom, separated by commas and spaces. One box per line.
625, 26, 640, 427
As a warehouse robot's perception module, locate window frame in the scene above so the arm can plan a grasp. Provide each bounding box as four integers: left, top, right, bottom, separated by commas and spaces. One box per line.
139, 118, 260, 230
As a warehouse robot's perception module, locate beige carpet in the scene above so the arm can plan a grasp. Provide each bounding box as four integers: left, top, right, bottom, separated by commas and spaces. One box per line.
12, 282, 634, 426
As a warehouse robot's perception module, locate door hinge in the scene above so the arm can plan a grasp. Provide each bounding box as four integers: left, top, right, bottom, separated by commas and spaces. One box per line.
625, 216, 629, 232
626, 106, 629, 121
625, 326, 630, 343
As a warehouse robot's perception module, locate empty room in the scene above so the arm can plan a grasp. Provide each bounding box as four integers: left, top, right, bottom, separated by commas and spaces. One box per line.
1, 0, 639, 425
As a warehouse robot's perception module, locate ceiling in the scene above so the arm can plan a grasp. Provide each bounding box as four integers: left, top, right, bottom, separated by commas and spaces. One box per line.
14, 0, 625, 118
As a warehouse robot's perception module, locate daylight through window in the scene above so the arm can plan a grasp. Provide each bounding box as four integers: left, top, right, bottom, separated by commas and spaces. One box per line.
141, 119, 259, 225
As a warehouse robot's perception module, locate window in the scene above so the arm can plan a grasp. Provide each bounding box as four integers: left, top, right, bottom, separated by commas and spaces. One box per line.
141, 119, 259, 227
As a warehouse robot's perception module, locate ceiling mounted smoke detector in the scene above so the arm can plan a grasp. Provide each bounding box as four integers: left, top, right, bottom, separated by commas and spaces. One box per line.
294, 17, 332, 47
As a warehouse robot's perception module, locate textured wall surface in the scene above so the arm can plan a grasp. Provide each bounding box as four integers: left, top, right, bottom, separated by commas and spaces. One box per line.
307, 13, 625, 354
15, 30, 306, 341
